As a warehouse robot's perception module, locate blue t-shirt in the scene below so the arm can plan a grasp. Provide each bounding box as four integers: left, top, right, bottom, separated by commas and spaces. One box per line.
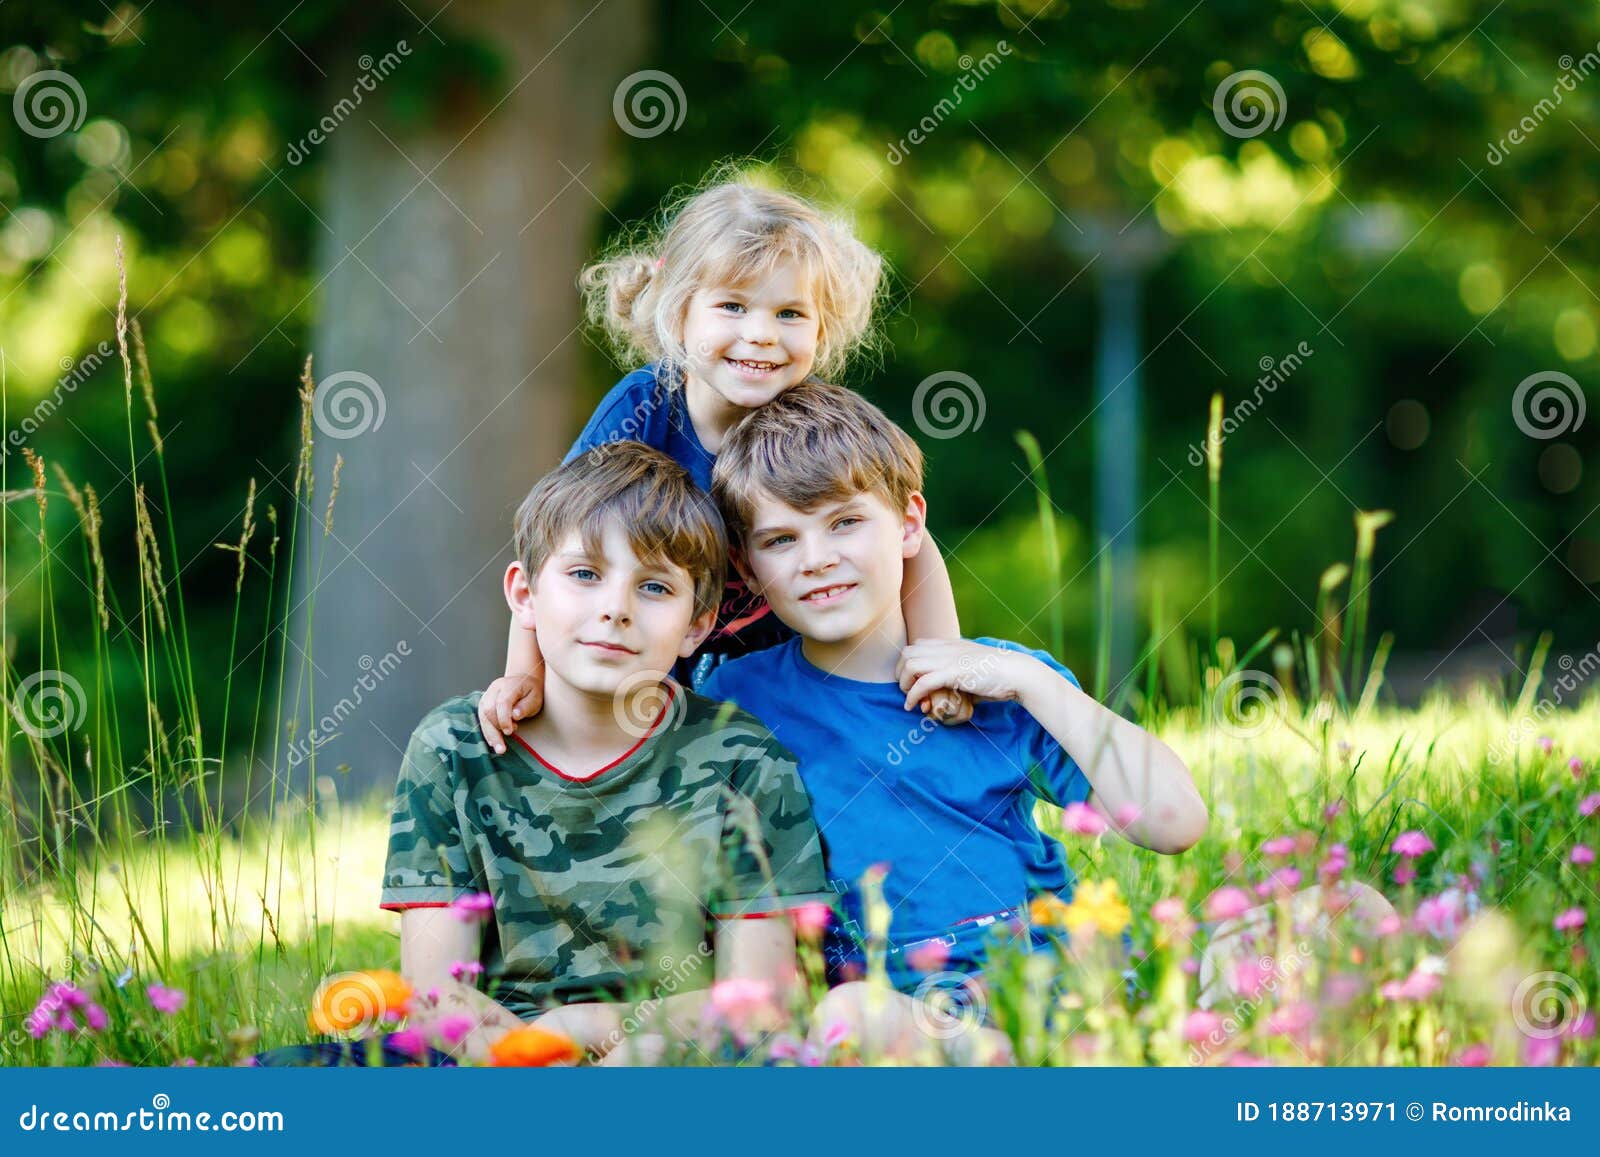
564, 364, 794, 682
701, 636, 1092, 984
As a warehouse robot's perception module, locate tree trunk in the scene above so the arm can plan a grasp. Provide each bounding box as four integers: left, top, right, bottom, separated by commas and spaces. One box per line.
286, 0, 647, 799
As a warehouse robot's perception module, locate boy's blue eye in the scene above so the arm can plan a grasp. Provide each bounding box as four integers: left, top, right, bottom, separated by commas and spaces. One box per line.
641, 581, 671, 596
570, 567, 599, 581
833, 517, 861, 530
761, 534, 793, 549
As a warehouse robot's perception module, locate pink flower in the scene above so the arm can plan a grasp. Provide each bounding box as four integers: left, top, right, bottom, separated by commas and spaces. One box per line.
1522, 1034, 1561, 1066
94, 1058, 130, 1067
788, 902, 832, 939
1229, 957, 1274, 999
1375, 912, 1404, 938
1571, 757, 1586, 780
1554, 907, 1587, 934
432, 1015, 475, 1046
1261, 836, 1295, 857
1061, 802, 1108, 836
83, 1003, 108, 1032
1391, 831, 1435, 858
449, 893, 494, 922
1323, 800, 1346, 821
709, 978, 774, 1026
1264, 1001, 1315, 1037
1580, 793, 1600, 818
822, 1019, 852, 1048
1255, 867, 1301, 897
1323, 972, 1366, 1008
386, 1028, 429, 1059
1226, 1052, 1272, 1067
1571, 845, 1595, 866
1413, 890, 1469, 940
767, 1034, 803, 1061
906, 941, 950, 973
1150, 897, 1186, 926
448, 960, 484, 982
1380, 962, 1443, 1002
1455, 1043, 1492, 1067
1204, 886, 1252, 921
174, 1058, 198, 1067
1392, 863, 1417, 886
1567, 1011, 1596, 1040
147, 984, 186, 1015
1182, 1010, 1223, 1044
1537, 736, 1555, 754
1180, 958, 1200, 975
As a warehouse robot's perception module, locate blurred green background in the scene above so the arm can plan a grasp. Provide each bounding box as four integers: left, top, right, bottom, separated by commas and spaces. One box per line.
1, 0, 1596, 799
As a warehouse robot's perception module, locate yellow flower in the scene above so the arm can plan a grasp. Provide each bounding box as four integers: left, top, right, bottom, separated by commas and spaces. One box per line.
1030, 893, 1072, 929
1062, 879, 1131, 938
308, 969, 413, 1035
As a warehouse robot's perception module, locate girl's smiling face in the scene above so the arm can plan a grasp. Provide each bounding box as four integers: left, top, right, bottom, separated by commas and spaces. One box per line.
680, 258, 820, 416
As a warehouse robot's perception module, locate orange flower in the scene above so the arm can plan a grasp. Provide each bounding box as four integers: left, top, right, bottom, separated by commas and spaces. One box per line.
308, 969, 413, 1035
488, 1025, 582, 1067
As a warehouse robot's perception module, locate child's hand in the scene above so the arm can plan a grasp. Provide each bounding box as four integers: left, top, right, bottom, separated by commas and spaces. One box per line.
922, 688, 975, 726
896, 640, 1043, 712
476, 673, 543, 755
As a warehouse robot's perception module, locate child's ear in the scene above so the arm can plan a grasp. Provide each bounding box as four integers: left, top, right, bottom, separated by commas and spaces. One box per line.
679, 606, 717, 658
503, 560, 538, 630
901, 492, 929, 559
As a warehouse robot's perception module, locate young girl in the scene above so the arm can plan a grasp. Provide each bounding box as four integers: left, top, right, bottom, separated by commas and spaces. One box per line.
476, 176, 972, 751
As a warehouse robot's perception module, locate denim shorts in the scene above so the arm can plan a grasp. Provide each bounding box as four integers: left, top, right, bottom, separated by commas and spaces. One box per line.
250, 1033, 457, 1067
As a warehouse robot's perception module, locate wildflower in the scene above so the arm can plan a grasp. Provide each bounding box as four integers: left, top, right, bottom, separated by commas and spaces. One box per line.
1380, 958, 1444, 1002
1180, 958, 1200, 975
488, 1025, 580, 1067
432, 1015, 475, 1046
1392, 863, 1417, 886
1568, 1011, 1596, 1041
449, 893, 494, 922
1580, 793, 1600, 818
1554, 908, 1587, 934
1264, 1002, 1315, 1037
1060, 802, 1107, 836
906, 941, 950, 973
1537, 736, 1554, 754
448, 960, 484, 982
1323, 799, 1346, 821
1454, 1043, 1491, 1067
1226, 1052, 1272, 1067
1318, 844, 1349, 883
1391, 831, 1435, 858
1261, 836, 1295, 857
1029, 893, 1072, 929
1230, 956, 1274, 1000
174, 1058, 198, 1067
1204, 886, 1253, 921
83, 1003, 108, 1032
385, 1028, 429, 1060
1571, 757, 1586, 780
1150, 897, 1186, 926
708, 978, 775, 1026
1255, 866, 1301, 897
1182, 1010, 1223, 1044
1571, 845, 1595, 866
767, 1034, 803, 1062
1522, 1034, 1561, 1067
1062, 879, 1132, 938
308, 970, 413, 1035
822, 1020, 853, 1048
147, 984, 186, 1015
1413, 889, 1469, 940
788, 901, 832, 940
1323, 972, 1366, 1008
94, 1059, 130, 1067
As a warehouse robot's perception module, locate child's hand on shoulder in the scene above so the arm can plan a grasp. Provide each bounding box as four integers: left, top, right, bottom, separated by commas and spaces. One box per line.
896, 640, 1048, 712
477, 673, 543, 755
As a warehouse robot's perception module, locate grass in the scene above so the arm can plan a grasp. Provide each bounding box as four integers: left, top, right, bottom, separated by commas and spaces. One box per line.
2, 255, 1596, 1066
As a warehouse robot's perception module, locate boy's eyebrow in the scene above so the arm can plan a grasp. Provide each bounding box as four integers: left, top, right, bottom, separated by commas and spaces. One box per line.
750, 498, 864, 538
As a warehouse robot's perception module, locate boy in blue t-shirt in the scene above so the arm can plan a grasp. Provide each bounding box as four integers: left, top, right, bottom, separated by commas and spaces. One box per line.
701, 381, 1209, 1060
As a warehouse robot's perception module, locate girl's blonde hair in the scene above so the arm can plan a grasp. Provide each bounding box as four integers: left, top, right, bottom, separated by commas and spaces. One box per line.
580, 174, 885, 382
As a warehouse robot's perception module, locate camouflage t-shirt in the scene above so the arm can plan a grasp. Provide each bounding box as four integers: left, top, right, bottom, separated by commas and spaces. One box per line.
380, 685, 834, 1020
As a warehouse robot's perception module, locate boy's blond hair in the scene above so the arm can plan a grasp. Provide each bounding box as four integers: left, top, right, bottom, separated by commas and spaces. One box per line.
711, 381, 924, 547
580, 173, 884, 382
514, 442, 727, 620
